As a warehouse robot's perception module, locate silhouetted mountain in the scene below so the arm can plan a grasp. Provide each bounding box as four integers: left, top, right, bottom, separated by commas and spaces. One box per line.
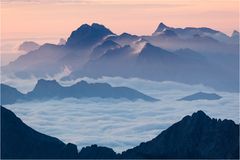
66, 23, 114, 49
107, 32, 140, 46
2, 43, 68, 78
18, 41, 40, 52
231, 30, 239, 43
138, 43, 178, 63
1, 80, 158, 104
26, 79, 158, 101
121, 110, 239, 159
1, 106, 78, 159
90, 40, 120, 60
78, 145, 117, 159
2, 23, 239, 92
2, 106, 238, 159
0, 84, 24, 105
174, 48, 205, 62
153, 22, 228, 42
58, 38, 67, 45
178, 92, 222, 101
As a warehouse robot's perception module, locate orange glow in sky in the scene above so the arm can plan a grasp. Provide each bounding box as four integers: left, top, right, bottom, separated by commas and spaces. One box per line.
1, 0, 239, 40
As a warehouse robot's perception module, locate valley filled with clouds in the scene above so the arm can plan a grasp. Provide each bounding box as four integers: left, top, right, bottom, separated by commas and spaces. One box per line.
3, 76, 239, 152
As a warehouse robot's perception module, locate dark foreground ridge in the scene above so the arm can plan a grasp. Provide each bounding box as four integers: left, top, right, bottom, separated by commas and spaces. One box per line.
1, 106, 239, 159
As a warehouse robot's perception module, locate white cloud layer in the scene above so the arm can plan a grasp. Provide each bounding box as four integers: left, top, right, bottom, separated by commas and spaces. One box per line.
3, 76, 239, 153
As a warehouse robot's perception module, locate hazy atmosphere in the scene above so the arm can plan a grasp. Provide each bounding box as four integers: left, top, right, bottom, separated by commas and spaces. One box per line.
1, 0, 239, 159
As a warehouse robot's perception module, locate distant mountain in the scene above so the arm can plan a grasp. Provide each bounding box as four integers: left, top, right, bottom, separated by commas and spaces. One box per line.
174, 48, 206, 62
58, 38, 67, 45
2, 106, 239, 159
1, 106, 79, 159
18, 41, 40, 52
147, 22, 238, 55
90, 40, 121, 60
106, 32, 140, 46
178, 92, 222, 101
27, 79, 158, 101
137, 43, 179, 64
1, 22, 239, 92
153, 22, 229, 42
121, 110, 239, 159
66, 23, 114, 49
1, 80, 158, 105
0, 84, 24, 105
231, 30, 239, 43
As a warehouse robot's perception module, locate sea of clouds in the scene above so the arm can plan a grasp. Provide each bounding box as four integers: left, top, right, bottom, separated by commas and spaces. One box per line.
2, 75, 239, 152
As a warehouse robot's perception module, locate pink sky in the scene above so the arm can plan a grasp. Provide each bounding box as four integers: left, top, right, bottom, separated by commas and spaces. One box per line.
1, 0, 239, 40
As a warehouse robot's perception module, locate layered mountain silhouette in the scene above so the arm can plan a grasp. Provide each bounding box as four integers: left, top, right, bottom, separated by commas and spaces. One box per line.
2, 22, 239, 92
66, 23, 114, 49
178, 92, 222, 101
0, 80, 158, 105
18, 41, 40, 52
2, 106, 239, 159
0, 84, 24, 105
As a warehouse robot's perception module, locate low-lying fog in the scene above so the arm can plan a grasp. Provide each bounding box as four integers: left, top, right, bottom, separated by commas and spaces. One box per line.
2, 76, 239, 152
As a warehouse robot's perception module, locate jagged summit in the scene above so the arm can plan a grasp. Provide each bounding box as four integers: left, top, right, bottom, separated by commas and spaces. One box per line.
66, 23, 114, 49
155, 22, 170, 32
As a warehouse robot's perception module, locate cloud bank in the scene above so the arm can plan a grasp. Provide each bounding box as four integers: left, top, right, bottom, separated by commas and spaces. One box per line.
3, 76, 239, 153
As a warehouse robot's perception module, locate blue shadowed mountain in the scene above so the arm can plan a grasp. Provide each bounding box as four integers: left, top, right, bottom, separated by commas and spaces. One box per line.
0, 84, 25, 105
138, 43, 179, 63
1, 22, 239, 92
0, 80, 158, 105
66, 23, 114, 49
178, 92, 222, 101
90, 40, 121, 60
27, 79, 158, 101
2, 106, 239, 159
18, 41, 40, 52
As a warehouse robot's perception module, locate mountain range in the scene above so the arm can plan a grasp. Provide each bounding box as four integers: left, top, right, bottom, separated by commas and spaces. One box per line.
2, 106, 239, 159
178, 92, 222, 101
0, 79, 158, 105
2, 22, 239, 92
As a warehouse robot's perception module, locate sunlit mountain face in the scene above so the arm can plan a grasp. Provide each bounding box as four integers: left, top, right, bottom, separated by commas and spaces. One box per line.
1, 0, 239, 159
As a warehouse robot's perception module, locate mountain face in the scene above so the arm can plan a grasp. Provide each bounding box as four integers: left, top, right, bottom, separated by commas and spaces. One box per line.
1, 80, 158, 105
66, 23, 114, 49
27, 79, 158, 101
138, 43, 179, 64
78, 145, 117, 159
18, 41, 40, 52
2, 22, 239, 92
178, 92, 222, 101
0, 84, 24, 105
106, 32, 140, 46
2, 106, 239, 159
121, 110, 239, 159
153, 22, 226, 41
1, 106, 78, 159
90, 40, 121, 60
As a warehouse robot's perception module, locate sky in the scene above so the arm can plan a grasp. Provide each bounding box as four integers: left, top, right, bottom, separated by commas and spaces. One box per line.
1, 0, 239, 40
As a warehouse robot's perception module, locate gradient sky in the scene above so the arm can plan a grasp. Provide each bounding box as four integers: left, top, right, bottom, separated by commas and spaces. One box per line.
1, 0, 239, 44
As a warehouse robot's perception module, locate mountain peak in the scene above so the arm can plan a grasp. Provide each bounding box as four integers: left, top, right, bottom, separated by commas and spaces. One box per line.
191, 110, 209, 120
231, 30, 239, 37
66, 23, 114, 49
154, 22, 170, 33
34, 79, 61, 89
